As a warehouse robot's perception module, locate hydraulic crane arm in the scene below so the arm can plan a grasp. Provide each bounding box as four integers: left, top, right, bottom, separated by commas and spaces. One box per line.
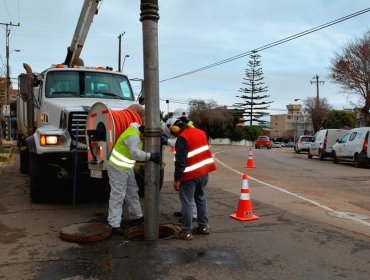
63, 0, 101, 67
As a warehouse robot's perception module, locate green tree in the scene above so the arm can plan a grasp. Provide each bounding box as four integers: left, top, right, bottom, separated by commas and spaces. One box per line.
321, 110, 355, 129
229, 127, 245, 142
329, 30, 370, 125
234, 50, 272, 126
242, 126, 263, 141
229, 126, 264, 142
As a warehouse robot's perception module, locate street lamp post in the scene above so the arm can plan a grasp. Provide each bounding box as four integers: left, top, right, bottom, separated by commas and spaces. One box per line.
5, 49, 20, 141
118, 32, 125, 72
122, 54, 130, 70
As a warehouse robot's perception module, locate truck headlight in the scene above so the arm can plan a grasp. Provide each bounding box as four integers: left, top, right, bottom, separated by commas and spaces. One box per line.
40, 135, 66, 146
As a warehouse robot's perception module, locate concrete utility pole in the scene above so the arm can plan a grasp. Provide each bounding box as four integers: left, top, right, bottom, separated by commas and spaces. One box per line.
1, 21, 20, 141
310, 74, 325, 109
140, 0, 160, 241
118, 32, 125, 71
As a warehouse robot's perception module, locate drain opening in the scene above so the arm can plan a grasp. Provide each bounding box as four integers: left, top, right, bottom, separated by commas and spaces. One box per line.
126, 224, 179, 240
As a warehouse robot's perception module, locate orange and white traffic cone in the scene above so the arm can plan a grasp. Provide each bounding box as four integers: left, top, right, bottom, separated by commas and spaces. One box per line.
244, 148, 256, 168
230, 174, 259, 221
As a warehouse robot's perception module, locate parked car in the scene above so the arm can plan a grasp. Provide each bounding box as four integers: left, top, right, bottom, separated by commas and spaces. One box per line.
295, 135, 314, 153
272, 141, 282, 148
255, 136, 272, 149
331, 127, 370, 168
308, 129, 347, 160
285, 141, 295, 147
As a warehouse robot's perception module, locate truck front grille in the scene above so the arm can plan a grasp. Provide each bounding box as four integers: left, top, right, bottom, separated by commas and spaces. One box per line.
68, 112, 88, 146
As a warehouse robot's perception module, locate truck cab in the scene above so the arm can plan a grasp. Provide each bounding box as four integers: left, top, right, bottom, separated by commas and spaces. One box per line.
17, 65, 137, 202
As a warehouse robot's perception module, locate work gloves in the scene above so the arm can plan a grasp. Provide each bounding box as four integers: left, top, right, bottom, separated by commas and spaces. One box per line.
149, 152, 161, 163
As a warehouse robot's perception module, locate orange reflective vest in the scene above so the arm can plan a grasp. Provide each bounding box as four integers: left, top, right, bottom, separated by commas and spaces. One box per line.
179, 127, 216, 181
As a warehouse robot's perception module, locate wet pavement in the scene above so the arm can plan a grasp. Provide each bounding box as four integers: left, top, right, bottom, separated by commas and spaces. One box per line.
1, 147, 370, 279
31, 183, 370, 280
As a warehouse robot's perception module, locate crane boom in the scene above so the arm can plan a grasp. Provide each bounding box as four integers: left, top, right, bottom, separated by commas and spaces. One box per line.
64, 0, 101, 67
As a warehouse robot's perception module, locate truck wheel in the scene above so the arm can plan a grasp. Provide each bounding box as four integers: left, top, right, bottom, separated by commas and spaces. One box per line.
19, 147, 29, 174
29, 153, 48, 203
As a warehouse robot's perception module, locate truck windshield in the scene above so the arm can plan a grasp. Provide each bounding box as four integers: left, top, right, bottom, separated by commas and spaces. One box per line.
45, 71, 134, 100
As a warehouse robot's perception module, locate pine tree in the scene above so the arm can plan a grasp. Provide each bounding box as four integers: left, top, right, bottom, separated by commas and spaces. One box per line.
234, 50, 272, 126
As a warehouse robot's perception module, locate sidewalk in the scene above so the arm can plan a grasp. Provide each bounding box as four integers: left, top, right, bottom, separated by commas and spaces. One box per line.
0, 139, 16, 169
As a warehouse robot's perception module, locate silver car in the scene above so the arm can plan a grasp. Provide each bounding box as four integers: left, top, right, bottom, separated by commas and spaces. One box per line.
295, 135, 314, 153
272, 141, 283, 148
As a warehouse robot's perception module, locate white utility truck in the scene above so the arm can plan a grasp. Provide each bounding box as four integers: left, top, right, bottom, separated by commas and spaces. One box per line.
17, 0, 159, 202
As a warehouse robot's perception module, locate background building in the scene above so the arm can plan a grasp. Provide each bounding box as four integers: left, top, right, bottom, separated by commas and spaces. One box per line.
270, 103, 313, 141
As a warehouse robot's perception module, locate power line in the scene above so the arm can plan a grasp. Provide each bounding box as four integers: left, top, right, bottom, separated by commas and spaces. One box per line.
159, 8, 370, 83
2, 0, 11, 21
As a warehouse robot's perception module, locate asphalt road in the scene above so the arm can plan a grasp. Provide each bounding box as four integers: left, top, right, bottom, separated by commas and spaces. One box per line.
213, 145, 370, 238
0, 146, 369, 280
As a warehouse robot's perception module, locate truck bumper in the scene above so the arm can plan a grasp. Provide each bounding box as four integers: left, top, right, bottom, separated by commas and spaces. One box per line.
32, 150, 89, 177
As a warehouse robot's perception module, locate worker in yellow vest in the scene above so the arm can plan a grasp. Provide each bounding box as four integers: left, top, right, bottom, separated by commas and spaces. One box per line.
107, 122, 161, 235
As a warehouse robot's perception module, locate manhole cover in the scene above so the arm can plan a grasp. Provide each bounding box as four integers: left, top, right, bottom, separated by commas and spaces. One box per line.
60, 222, 112, 243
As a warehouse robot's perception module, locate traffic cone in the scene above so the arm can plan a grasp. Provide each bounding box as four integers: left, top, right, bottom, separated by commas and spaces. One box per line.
230, 174, 259, 221
244, 148, 256, 168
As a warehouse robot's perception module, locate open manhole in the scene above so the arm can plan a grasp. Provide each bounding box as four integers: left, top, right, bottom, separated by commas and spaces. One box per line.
125, 224, 179, 240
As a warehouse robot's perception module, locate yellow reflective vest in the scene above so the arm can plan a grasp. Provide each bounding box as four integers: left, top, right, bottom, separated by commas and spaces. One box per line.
108, 126, 143, 170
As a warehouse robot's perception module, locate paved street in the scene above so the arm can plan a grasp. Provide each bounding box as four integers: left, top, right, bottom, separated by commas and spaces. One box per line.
0, 146, 370, 279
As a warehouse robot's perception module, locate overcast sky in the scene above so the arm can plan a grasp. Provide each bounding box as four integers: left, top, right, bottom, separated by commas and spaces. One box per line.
1, 0, 369, 116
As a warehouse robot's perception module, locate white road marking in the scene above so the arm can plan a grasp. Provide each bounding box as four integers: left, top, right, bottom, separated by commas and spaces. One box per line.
213, 154, 370, 227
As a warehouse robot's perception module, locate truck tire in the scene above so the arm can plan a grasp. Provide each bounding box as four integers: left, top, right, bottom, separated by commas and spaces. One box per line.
29, 153, 48, 203
19, 147, 29, 174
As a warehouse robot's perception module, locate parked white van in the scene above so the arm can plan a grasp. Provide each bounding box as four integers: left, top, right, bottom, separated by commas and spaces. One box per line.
308, 129, 347, 160
331, 127, 370, 168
